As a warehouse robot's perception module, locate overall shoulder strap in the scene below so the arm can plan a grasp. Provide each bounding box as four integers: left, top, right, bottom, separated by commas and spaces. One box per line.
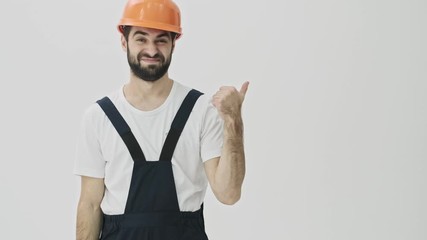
159, 89, 204, 161
96, 97, 146, 163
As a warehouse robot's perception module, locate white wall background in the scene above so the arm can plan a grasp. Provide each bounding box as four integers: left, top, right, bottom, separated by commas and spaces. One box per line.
0, 0, 426, 239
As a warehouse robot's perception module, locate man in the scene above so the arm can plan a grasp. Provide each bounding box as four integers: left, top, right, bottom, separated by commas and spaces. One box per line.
74, 0, 248, 239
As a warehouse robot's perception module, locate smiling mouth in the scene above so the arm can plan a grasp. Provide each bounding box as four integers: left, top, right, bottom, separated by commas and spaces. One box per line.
141, 58, 161, 63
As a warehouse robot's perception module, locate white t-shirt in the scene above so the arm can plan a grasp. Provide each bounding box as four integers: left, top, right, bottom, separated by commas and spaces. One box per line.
74, 81, 223, 214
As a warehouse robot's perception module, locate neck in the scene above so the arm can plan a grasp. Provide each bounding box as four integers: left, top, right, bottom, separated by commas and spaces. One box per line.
123, 73, 174, 111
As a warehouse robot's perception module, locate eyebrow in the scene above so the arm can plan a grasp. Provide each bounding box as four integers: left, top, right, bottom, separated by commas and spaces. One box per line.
133, 31, 170, 39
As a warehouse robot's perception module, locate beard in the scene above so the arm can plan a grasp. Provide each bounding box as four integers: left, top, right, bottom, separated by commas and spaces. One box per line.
127, 48, 172, 82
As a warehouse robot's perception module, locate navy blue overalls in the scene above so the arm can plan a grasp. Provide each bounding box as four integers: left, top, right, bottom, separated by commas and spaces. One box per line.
96, 89, 209, 240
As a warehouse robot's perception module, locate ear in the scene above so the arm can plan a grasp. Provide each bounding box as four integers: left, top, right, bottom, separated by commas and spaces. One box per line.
121, 35, 127, 52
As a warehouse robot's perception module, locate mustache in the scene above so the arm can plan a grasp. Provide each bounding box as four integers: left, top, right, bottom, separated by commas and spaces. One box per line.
137, 52, 165, 62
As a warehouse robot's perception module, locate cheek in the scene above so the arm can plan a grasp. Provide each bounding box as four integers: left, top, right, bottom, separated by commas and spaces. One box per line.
127, 41, 140, 52
127, 46, 142, 58
162, 47, 173, 59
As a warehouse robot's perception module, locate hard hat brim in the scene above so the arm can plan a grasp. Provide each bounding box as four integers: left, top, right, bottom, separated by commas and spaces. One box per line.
118, 19, 182, 39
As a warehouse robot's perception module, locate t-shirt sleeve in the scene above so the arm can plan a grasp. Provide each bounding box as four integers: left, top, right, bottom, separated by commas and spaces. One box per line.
73, 104, 106, 178
200, 100, 224, 162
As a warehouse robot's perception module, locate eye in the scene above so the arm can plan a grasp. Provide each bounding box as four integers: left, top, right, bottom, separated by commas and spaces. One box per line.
156, 39, 168, 44
136, 38, 146, 43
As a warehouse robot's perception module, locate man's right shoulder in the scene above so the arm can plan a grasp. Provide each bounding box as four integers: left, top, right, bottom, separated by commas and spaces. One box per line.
80, 100, 108, 126
82, 87, 122, 120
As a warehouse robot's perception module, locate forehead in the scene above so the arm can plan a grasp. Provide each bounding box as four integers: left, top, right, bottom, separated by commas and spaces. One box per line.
131, 26, 170, 37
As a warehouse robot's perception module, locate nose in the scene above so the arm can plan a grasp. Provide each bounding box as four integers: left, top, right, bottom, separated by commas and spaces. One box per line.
144, 41, 159, 57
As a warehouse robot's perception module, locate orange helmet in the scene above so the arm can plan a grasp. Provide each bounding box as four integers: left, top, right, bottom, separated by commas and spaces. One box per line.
118, 0, 182, 39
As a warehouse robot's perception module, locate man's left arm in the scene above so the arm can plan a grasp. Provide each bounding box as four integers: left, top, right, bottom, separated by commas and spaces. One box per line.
204, 82, 249, 205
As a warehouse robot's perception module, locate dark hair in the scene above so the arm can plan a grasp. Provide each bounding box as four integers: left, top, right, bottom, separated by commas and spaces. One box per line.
121, 25, 177, 42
